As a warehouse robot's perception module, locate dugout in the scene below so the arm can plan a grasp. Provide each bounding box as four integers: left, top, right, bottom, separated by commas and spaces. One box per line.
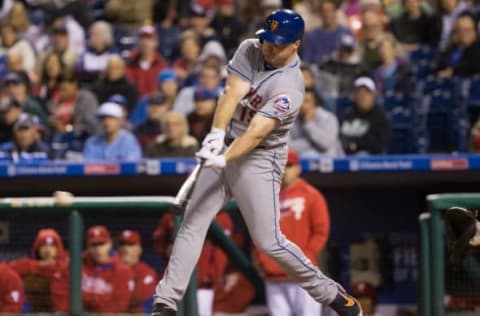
1, 155, 480, 314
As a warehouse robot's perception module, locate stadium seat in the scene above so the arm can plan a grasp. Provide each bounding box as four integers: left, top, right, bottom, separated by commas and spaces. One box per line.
382, 91, 416, 153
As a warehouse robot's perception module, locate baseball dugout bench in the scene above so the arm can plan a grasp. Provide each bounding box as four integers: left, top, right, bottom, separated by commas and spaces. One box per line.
0, 196, 262, 316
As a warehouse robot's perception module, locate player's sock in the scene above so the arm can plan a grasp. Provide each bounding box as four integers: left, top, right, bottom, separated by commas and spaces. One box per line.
151, 303, 176, 316
329, 285, 363, 316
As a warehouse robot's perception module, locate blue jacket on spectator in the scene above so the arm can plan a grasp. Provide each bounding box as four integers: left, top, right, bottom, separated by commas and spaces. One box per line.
83, 129, 142, 161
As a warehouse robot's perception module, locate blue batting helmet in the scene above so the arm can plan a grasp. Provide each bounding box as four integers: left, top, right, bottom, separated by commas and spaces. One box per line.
256, 9, 305, 45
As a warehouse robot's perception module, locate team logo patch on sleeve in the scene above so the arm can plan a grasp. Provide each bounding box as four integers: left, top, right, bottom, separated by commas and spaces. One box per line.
273, 94, 291, 113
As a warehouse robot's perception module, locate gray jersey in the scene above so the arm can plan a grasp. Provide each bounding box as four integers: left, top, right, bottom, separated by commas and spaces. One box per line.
226, 39, 305, 148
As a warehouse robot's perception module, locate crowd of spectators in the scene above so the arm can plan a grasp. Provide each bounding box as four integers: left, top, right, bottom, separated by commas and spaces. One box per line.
2, 0, 480, 162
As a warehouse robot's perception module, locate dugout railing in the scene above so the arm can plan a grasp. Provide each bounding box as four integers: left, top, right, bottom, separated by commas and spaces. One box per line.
0, 196, 263, 316
420, 193, 480, 316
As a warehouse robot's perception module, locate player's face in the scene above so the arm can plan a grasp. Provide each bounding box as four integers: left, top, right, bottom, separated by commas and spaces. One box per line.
261, 40, 300, 68
38, 244, 58, 261
118, 243, 142, 265
88, 241, 112, 263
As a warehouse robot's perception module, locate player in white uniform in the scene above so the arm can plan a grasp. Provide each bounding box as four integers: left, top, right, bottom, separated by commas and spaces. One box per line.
152, 9, 363, 316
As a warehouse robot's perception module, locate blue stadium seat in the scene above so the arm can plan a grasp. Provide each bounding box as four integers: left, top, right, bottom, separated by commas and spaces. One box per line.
422, 89, 468, 152
408, 45, 437, 64
460, 75, 480, 125
382, 91, 417, 153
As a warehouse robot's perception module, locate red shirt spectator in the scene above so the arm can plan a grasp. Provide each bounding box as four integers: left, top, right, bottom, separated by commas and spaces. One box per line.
117, 230, 158, 313
255, 151, 331, 280
126, 26, 169, 96
9, 228, 69, 312
0, 262, 23, 313
81, 226, 134, 313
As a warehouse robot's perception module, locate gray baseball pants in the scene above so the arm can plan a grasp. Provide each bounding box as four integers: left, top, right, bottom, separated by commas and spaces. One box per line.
153, 148, 339, 310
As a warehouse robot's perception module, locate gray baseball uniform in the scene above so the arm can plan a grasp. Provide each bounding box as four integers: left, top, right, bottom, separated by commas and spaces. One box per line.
153, 39, 339, 310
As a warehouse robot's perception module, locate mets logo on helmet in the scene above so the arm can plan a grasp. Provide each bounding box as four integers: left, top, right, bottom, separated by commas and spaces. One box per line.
270, 20, 278, 31
273, 94, 291, 113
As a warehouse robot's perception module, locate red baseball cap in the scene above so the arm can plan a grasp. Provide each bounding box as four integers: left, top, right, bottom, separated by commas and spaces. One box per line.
118, 229, 141, 245
86, 226, 111, 245
138, 25, 157, 37
287, 150, 299, 166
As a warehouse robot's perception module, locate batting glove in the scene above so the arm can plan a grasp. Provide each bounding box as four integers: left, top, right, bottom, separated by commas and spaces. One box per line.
198, 127, 225, 156
196, 151, 226, 169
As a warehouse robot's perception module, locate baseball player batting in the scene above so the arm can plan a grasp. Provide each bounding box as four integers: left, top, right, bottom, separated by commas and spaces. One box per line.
152, 9, 362, 316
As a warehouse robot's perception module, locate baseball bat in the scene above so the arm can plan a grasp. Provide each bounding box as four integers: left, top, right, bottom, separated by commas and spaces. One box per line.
173, 160, 204, 211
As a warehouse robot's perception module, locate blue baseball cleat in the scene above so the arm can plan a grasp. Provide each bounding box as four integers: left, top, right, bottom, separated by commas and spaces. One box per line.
329, 286, 363, 316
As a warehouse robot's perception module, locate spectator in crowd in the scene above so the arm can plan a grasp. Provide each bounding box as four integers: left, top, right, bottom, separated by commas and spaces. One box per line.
117, 230, 158, 313
126, 25, 169, 97
105, 0, 154, 30
360, 10, 386, 72
470, 115, 480, 152
210, 0, 247, 58
318, 34, 364, 100
92, 55, 138, 114
187, 6, 218, 47
50, 16, 86, 55
173, 64, 223, 114
0, 23, 36, 73
197, 40, 228, 81
173, 31, 202, 85
129, 69, 178, 126
436, 14, 480, 78
289, 88, 343, 157
0, 114, 48, 162
153, 211, 233, 316
255, 150, 331, 316
0, 261, 23, 313
83, 102, 141, 161
0, 96, 23, 143
389, 0, 432, 50
340, 77, 390, 155
35, 52, 64, 106
188, 87, 217, 143
5, 51, 25, 74
351, 282, 377, 316
134, 92, 170, 150
302, 0, 352, 64
157, 7, 182, 63
145, 111, 198, 158
3, 71, 48, 123
0, 1, 42, 50
35, 24, 78, 76
158, 69, 179, 107
82, 226, 134, 313
8, 228, 68, 312
373, 34, 412, 94
76, 21, 117, 85
47, 72, 99, 137
428, 0, 470, 50
293, 0, 323, 32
